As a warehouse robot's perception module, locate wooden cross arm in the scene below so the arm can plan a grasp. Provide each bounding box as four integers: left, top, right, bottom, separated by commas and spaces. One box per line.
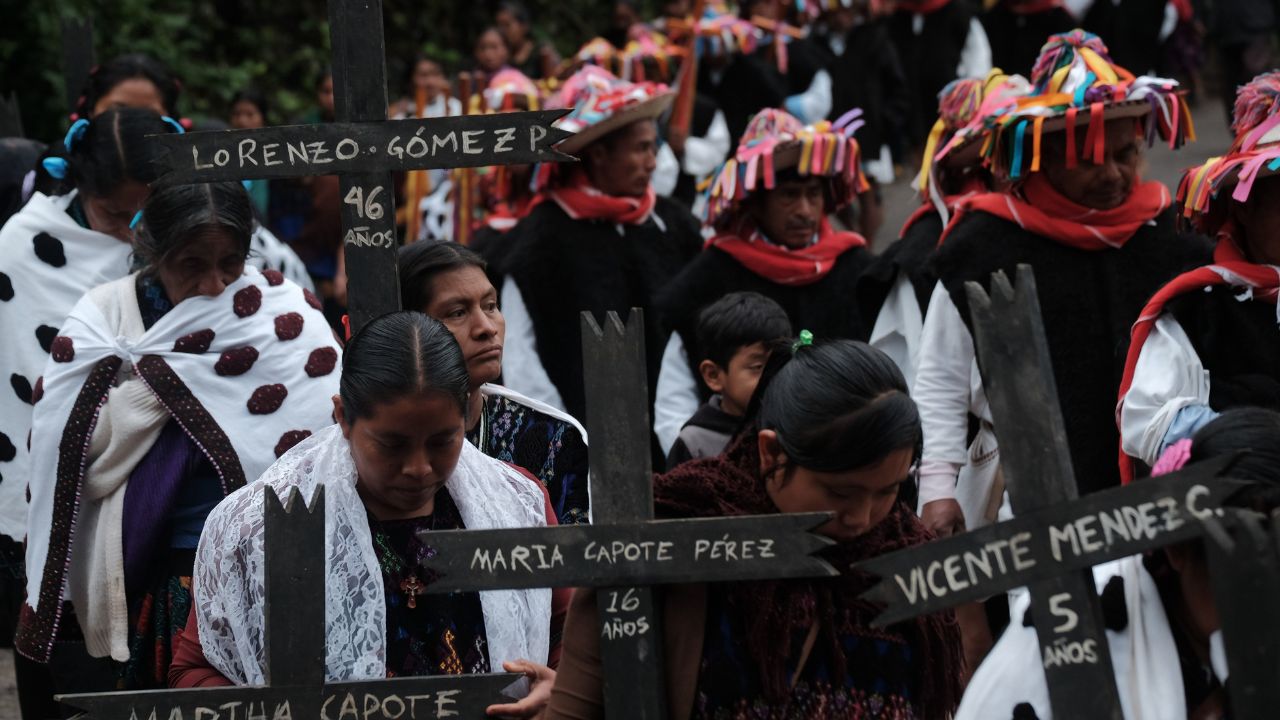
57, 672, 522, 720
417, 513, 837, 592
148, 110, 575, 184
1203, 507, 1280, 720
854, 458, 1243, 626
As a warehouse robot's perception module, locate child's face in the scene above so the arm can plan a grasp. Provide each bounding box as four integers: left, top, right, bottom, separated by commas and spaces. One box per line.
701, 342, 771, 417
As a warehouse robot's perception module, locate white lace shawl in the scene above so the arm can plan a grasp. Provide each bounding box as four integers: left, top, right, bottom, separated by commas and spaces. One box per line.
194, 424, 552, 686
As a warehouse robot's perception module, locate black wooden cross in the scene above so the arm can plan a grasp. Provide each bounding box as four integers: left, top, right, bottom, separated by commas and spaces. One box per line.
145, 0, 571, 332
852, 266, 1248, 720
1201, 508, 1280, 719
60, 17, 94, 116
58, 486, 521, 719
418, 310, 839, 720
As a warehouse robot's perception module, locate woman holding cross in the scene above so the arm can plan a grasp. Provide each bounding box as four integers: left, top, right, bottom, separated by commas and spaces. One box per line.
17, 181, 340, 709
171, 312, 568, 717
546, 336, 964, 718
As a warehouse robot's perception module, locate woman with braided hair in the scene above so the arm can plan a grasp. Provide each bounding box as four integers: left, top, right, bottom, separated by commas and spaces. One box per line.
547, 337, 963, 719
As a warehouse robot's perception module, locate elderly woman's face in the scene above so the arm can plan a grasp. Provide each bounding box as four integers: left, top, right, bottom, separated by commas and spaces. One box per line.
156, 228, 246, 304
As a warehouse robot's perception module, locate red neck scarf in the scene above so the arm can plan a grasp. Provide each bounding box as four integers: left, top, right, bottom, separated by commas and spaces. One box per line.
1117, 226, 1280, 483
941, 173, 1172, 250
709, 218, 867, 286
541, 170, 656, 226
897, 0, 951, 14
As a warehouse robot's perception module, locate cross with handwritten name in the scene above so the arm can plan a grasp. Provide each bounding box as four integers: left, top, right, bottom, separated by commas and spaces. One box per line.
853, 266, 1247, 720
145, 0, 571, 333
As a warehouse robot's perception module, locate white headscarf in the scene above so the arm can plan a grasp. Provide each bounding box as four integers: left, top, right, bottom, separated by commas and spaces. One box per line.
195, 424, 552, 686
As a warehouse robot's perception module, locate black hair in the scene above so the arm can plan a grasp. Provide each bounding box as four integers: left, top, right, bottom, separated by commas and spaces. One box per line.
315, 66, 334, 90
74, 53, 181, 120
1190, 407, 1280, 512
397, 242, 488, 312
340, 311, 471, 424
134, 181, 253, 273
496, 1, 531, 26
401, 54, 444, 95
695, 291, 793, 368
755, 339, 920, 474
230, 88, 269, 124
45, 107, 176, 198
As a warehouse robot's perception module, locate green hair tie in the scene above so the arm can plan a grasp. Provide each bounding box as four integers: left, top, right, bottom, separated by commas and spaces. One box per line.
792, 329, 813, 353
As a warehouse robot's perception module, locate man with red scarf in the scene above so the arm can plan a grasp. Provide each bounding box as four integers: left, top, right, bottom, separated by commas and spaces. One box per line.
653, 108, 873, 455
914, 31, 1209, 538
491, 67, 702, 428
857, 71, 1028, 391
1119, 71, 1280, 481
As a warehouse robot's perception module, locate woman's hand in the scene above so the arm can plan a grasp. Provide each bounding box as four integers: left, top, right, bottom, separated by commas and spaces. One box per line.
485, 659, 556, 718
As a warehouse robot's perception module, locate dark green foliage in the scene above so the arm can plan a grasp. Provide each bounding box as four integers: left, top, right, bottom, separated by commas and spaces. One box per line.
1, 0, 617, 142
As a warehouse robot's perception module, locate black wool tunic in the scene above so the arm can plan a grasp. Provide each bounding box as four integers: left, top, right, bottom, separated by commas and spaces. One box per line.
887, 2, 975, 148
856, 210, 944, 323
1166, 284, 1280, 412
928, 207, 1211, 494
493, 197, 703, 424
981, 4, 1077, 77
658, 244, 876, 399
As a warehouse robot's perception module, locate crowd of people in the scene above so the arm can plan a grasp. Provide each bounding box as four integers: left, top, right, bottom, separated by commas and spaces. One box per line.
1, 0, 1279, 718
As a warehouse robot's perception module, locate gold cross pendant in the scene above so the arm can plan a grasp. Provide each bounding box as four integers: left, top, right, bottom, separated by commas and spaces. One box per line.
400, 574, 425, 609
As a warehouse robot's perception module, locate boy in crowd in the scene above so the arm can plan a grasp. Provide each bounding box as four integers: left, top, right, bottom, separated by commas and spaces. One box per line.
665, 292, 792, 469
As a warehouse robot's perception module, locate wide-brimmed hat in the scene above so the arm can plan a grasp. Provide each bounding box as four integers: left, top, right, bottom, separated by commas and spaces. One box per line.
983, 30, 1194, 180
551, 65, 674, 155
461, 68, 544, 114
701, 107, 868, 228
574, 27, 683, 84
1179, 71, 1280, 233
918, 71, 1032, 195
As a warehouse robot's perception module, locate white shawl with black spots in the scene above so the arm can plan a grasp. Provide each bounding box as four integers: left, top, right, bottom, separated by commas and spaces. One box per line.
0, 191, 133, 542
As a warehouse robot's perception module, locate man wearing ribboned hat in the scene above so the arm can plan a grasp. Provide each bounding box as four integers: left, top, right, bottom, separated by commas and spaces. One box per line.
1118, 70, 1280, 482
651, 107, 875, 456
490, 66, 702, 430
913, 30, 1211, 539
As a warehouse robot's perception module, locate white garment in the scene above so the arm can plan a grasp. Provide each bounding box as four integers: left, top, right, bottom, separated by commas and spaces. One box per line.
195, 425, 551, 687
957, 556, 1187, 720
654, 332, 701, 456
785, 69, 834, 125
914, 282, 992, 507
869, 274, 924, 392
0, 190, 134, 542
24, 268, 340, 661
248, 224, 314, 293
653, 142, 680, 198
1118, 313, 1210, 467
955, 19, 993, 80
682, 110, 731, 179
70, 279, 167, 661
498, 277, 566, 412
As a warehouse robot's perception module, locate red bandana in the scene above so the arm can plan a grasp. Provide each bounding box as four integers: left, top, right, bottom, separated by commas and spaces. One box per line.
1117, 227, 1280, 483
540, 170, 656, 226
709, 218, 867, 286
940, 173, 1172, 250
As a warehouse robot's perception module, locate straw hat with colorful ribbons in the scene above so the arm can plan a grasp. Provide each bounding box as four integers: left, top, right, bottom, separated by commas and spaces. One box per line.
980, 30, 1194, 181
700, 107, 869, 228
574, 27, 683, 84
1178, 71, 1280, 233
550, 65, 674, 156
463, 68, 543, 114
916, 72, 1017, 196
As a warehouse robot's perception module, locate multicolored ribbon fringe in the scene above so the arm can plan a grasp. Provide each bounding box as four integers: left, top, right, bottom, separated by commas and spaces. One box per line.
1179, 70, 1280, 230
700, 108, 869, 227
986, 29, 1194, 181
